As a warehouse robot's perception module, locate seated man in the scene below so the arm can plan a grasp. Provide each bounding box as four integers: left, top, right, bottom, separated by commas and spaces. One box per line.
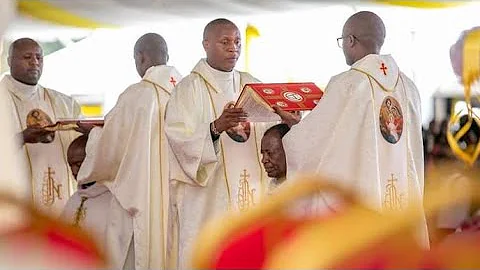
261, 124, 290, 195
60, 135, 134, 269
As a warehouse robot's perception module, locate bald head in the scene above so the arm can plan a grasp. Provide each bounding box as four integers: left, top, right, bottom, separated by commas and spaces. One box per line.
8, 38, 43, 85
202, 18, 241, 72
341, 11, 386, 66
134, 33, 169, 78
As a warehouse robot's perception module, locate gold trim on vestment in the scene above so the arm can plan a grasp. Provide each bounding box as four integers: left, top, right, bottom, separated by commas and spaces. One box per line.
8, 87, 70, 206
192, 71, 233, 209
73, 196, 87, 227
142, 79, 171, 96
355, 70, 411, 211
145, 80, 168, 269
351, 67, 400, 93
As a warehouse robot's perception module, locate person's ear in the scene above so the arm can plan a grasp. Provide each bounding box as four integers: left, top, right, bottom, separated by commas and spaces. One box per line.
347, 35, 355, 48
202, 40, 209, 52
140, 52, 147, 65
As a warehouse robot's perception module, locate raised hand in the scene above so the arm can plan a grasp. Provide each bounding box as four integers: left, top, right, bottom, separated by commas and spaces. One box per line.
272, 105, 301, 127
74, 121, 96, 135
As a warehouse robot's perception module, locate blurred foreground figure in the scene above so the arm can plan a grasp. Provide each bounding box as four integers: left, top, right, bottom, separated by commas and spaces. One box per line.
191, 177, 480, 269
0, 193, 106, 268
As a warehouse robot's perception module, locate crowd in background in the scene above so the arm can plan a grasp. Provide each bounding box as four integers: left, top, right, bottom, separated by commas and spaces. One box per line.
423, 116, 480, 244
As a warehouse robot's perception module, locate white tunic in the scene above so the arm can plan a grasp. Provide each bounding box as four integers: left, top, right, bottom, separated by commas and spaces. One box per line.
0, 75, 80, 216
77, 65, 182, 269
165, 59, 272, 270
60, 182, 113, 250
283, 54, 429, 247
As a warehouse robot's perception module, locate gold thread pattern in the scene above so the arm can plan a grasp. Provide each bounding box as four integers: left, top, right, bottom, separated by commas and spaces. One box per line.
41, 167, 62, 206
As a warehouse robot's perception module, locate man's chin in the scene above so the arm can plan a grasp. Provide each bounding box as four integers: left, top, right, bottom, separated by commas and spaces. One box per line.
267, 172, 277, 178
25, 77, 40, 85
223, 63, 236, 72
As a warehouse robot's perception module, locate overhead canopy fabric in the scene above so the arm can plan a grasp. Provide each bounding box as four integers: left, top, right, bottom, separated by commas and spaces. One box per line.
15, 0, 469, 29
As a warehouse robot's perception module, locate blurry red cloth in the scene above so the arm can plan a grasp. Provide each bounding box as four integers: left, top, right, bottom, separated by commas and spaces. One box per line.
213, 217, 320, 269
0, 217, 105, 268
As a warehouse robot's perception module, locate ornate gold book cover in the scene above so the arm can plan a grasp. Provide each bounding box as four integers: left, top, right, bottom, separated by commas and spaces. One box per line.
43, 119, 104, 132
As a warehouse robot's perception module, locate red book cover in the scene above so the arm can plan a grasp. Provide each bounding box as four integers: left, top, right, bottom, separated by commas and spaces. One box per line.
241, 82, 323, 111
235, 82, 323, 122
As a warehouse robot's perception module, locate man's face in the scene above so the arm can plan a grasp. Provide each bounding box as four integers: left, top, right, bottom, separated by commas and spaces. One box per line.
67, 145, 86, 180
203, 24, 241, 72
261, 134, 287, 179
9, 42, 43, 85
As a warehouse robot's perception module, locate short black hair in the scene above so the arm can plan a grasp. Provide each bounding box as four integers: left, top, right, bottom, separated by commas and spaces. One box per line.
68, 135, 88, 153
203, 18, 236, 41
263, 123, 290, 139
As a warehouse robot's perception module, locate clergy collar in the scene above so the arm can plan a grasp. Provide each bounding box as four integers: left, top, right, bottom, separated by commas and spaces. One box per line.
143, 65, 179, 94
192, 58, 240, 93
5, 74, 42, 101
143, 65, 166, 79
80, 181, 96, 190
204, 59, 234, 80
351, 54, 400, 92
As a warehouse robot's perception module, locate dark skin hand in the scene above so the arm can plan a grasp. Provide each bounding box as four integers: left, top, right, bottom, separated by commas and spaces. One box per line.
22, 126, 55, 144
74, 121, 96, 135
214, 102, 248, 133
272, 105, 301, 128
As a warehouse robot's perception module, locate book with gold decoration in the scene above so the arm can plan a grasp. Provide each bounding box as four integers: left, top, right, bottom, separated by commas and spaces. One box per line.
234, 82, 323, 122
43, 118, 104, 132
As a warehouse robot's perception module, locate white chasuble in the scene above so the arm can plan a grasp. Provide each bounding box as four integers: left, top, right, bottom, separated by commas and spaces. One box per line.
0, 75, 80, 217
77, 65, 182, 270
165, 59, 271, 270
283, 54, 429, 247
60, 182, 113, 250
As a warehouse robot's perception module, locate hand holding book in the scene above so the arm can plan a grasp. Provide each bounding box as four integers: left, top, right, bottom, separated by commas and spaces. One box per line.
43, 119, 104, 133
213, 102, 248, 133
272, 105, 301, 127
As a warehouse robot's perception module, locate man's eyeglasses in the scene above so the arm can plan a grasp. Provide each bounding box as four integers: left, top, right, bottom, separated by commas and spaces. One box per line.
336, 35, 359, 48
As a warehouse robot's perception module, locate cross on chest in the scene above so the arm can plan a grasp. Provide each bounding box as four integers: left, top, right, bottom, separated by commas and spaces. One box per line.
240, 169, 250, 180
388, 174, 397, 184
380, 63, 388, 75
170, 77, 177, 86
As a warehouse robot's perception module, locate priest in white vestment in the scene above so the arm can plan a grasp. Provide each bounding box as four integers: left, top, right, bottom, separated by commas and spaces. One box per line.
277, 11, 429, 247
77, 33, 182, 269
0, 38, 81, 217
61, 135, 128, 268
165, 18, 272, 270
